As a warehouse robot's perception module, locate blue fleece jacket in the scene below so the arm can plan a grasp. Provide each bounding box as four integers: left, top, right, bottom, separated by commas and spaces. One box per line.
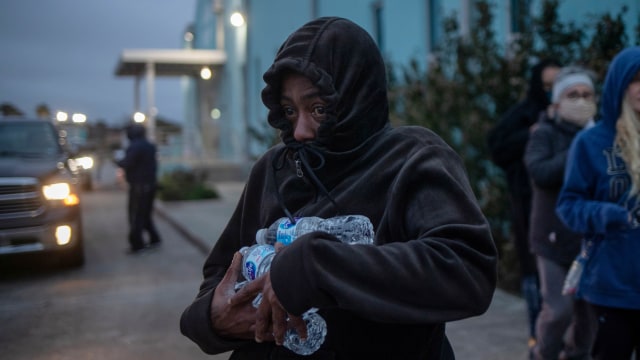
556, 46, 640, 310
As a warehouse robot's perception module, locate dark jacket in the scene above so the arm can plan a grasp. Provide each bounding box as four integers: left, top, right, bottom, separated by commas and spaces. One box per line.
180, 17, 497, 359
487, 59, 559, 174
486, 60, 560, 274
116, 125, 157, 185
524, 115, 584, 266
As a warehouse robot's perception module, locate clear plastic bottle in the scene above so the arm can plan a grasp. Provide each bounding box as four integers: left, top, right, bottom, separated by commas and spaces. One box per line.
256, 215, 375, 246
238, 244, 326, 355
562, 255, 585, 296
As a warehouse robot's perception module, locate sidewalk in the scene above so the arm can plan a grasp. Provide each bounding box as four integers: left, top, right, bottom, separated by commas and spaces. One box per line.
155, 181, 530, 360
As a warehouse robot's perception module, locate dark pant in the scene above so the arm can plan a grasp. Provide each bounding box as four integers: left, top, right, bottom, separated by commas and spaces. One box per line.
533, 256, 596, 360
591, 305, 640, 360
128, 183, 160, 250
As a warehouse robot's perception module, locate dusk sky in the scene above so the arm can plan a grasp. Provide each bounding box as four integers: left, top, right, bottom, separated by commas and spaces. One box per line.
0, 0, 195, 125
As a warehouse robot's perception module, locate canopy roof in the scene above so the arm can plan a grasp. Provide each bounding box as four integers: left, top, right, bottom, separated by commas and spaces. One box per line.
114, 49, 227, 77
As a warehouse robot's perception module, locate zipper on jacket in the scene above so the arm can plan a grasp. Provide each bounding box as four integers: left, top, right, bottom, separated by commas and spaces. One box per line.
295, 158, 304, 178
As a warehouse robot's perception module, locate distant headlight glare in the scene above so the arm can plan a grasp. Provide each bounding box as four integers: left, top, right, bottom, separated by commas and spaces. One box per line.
43, 183, 71, 200
75, 156, 94, 170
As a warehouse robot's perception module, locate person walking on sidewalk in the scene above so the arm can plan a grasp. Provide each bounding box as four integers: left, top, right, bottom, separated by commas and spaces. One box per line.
524, 66, 598, 360
556, 46, 640, 359
181, 17, 497, 359
116, 123, 161, 253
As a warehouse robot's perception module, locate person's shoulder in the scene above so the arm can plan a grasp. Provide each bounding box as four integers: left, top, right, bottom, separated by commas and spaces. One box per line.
387, 126, 454, 151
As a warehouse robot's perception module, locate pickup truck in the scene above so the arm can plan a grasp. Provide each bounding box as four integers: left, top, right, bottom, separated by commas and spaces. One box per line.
0, 117, 84, 267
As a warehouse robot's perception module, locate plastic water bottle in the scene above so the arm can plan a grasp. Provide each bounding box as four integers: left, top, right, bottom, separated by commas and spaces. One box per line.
238, 244, 327, 355
256, 215, 375, 246
562, 255, 585, 296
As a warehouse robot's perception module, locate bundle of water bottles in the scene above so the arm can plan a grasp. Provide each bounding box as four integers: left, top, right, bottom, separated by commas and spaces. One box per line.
236, 215, 375, 355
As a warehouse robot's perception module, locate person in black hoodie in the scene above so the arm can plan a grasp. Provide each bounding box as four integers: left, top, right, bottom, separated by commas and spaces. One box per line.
117, 124, 161, 253
486, 58, 561, 348
180, 17, 497, 359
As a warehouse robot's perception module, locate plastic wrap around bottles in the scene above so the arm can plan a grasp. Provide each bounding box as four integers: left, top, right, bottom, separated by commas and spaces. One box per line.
256, 215, 374, 246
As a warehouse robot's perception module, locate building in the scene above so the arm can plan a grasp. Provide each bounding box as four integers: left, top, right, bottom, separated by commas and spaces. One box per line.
115, 0, 639, 173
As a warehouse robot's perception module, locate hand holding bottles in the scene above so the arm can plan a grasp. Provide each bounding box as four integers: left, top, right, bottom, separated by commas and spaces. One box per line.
237, 214, 375, 355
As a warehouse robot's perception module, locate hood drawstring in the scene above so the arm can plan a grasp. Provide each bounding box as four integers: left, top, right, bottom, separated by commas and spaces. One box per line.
271, 142, 341, 224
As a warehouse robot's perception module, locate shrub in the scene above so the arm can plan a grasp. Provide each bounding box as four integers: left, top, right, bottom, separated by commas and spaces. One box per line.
157, 169, 219, 201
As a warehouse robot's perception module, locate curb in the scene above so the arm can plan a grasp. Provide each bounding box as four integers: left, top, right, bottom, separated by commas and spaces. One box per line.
154, 203, 211, 255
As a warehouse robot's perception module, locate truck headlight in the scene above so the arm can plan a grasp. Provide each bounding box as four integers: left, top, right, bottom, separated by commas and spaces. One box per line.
42, 182, 79, 205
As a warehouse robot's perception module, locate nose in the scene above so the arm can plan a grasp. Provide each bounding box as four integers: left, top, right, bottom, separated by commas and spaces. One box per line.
293, 113, 316, 142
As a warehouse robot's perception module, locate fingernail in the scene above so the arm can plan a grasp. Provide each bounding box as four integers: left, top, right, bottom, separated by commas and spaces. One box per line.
255, 336, 262, 343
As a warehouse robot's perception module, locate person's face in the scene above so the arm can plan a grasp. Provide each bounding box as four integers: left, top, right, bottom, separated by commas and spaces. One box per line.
541, 66, 561, 95
561, 84, 595, 102
625, 70, 640, 114
280, 73, 328, 142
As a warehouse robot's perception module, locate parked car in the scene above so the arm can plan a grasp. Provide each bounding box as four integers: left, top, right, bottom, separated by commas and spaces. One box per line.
0, 117, 84, 267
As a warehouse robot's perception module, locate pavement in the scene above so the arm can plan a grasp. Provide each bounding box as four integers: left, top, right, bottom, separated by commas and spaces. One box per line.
154, 181, 532, 360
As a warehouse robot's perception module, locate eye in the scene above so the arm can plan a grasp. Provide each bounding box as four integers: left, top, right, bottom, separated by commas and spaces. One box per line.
311, 105, 327, 118
282, 106, 296, 118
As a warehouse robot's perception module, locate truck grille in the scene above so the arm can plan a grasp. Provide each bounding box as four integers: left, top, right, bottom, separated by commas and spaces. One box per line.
0, 178, 45, 219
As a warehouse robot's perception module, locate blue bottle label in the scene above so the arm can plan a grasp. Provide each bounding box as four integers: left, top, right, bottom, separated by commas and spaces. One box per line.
243, 245, 275, 281
276, 218, 299, 246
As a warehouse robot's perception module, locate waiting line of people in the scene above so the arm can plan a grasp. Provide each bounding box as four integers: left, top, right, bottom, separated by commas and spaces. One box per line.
490, 47, 640, 360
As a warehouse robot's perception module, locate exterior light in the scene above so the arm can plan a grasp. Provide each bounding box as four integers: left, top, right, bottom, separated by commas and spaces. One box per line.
184, 31, 194, 42
211, 108, 221, 120
55, 225, 72, 245
133, 112, 146, 123
230, 12, 245, 27
200, 66, 212, 80
43, 183, 71, 200
56, 111, 68, 122
72, 113, 86, 123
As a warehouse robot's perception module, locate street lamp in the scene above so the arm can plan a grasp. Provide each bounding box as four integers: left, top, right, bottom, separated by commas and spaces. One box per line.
56, 111, 68, 122
133, 111, 146, 123
72, 113, 86, 123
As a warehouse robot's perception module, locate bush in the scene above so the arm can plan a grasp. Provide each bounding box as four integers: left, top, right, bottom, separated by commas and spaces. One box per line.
157, 169, 219, 201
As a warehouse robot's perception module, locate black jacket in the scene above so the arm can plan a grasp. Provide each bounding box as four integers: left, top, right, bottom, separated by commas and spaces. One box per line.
487, 59, 560, 198
524, 116, 583, 266
180, 17, 497, 360
116, 125, 157, 185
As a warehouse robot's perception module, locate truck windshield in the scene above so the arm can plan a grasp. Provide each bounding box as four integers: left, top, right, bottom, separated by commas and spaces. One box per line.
0, 122, 63, 157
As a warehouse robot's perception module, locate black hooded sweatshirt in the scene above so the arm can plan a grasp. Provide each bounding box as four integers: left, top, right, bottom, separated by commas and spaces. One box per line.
181, 17, 497, 360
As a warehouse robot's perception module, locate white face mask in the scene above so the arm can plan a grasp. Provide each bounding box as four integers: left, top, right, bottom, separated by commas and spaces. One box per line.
558, 98, 597, 127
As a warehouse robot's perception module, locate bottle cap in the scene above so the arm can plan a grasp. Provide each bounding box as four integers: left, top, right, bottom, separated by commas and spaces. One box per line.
256, 228, 267, 244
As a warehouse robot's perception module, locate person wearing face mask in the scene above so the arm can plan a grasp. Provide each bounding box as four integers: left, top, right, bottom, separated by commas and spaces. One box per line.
524, 66, 598, 360
556, 47, 640, 359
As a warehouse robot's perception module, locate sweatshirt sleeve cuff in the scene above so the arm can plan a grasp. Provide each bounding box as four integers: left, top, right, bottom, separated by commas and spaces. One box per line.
270, 232, 337, 316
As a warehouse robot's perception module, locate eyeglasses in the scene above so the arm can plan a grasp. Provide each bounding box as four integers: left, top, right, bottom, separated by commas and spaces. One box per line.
565, 90, 594, 101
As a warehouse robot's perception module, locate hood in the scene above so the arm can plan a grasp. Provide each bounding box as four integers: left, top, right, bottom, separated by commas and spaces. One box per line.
0, 156, 66, 180
527, 58, 562, 108
261, 17, 389, 152
126, 124, 146, 140
600, 46, 640, 129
